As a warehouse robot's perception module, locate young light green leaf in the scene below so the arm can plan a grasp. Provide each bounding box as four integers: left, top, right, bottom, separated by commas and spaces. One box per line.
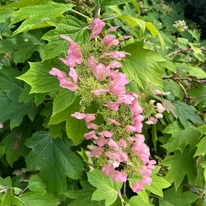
122, 41, 165, 89
126, 196, 151, 206
137, 167, 171, 204
146, 22, 165, 49
52, 88, 76, 117
25, 131, 83, 196
87, 170, 123, 206
28, 175, 47, 193
118, 15, 146, 32
0, 176, 12, 187
0, 0, 51, 11
19, 192, 60, 206
197, 125, 206, 134
11, 2, 74, 34
161, 147, 197, 190
42, 15, 89, 60
143, 167, 171, 197
1, 188, 22, 206
17, 61, 60, 93
194, 137, 206, 157
163, 121, 200, 152
159, 187, 198, 206
173, 100, 203, 127
187, 65, 206, 78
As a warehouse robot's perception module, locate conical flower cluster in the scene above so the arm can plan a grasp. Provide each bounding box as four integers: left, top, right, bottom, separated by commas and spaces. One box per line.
50, 18, 156, 192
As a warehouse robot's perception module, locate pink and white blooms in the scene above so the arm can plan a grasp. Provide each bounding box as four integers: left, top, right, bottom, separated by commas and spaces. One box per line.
49, 19, 156, 193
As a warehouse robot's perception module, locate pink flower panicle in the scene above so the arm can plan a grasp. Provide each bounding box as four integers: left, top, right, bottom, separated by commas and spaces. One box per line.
89, 18, 105, 40
50, 20, 156, 193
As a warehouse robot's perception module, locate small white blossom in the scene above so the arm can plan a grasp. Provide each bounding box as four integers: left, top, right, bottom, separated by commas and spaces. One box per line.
173, 20, 188, 32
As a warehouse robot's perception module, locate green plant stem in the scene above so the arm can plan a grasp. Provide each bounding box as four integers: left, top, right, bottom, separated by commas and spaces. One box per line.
71, 9, 90, 20
102, 16, 117, 21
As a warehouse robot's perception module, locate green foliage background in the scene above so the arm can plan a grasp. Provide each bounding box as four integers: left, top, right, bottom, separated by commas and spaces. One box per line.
0, 0, 205, 205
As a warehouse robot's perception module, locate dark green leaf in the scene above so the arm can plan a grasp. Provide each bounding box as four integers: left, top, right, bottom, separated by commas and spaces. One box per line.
0, 67, 36, 128
161, 147, 197, 189
163, 121, 200, 152
66, 182, 104, 206
25, 131, 83, 196
0, 32, 43, 63
159, 187, 198, 206
1, 131, 27, 166
174, 100, 203, 127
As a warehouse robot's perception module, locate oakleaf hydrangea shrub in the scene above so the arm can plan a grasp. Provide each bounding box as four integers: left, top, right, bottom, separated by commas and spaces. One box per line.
49, 18, 160, 192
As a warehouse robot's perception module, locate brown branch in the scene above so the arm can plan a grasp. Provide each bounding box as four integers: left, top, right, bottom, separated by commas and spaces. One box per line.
162, 75, 206, 102
163, 76, 206, 84
167, 46, 206, 57
166, 48, 192, 57
3, 52, 17, 68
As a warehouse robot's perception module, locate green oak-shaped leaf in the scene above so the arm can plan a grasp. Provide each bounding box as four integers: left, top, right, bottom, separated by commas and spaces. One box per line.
87, 170, 123, 206
122, 41, 165, 89
173, 100, 203, 127
17, 61, 62, 93
42, 15, 89, 60
25, 131, 83, 196
159, 187, 198, 206
11, 2, 74, 34
19, 192, 60, 206
194, 137, 206, 156
0, 67, 36, 128
66, 181, 104, 206
161, 147, 197, 190
163, 121, 200, 152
